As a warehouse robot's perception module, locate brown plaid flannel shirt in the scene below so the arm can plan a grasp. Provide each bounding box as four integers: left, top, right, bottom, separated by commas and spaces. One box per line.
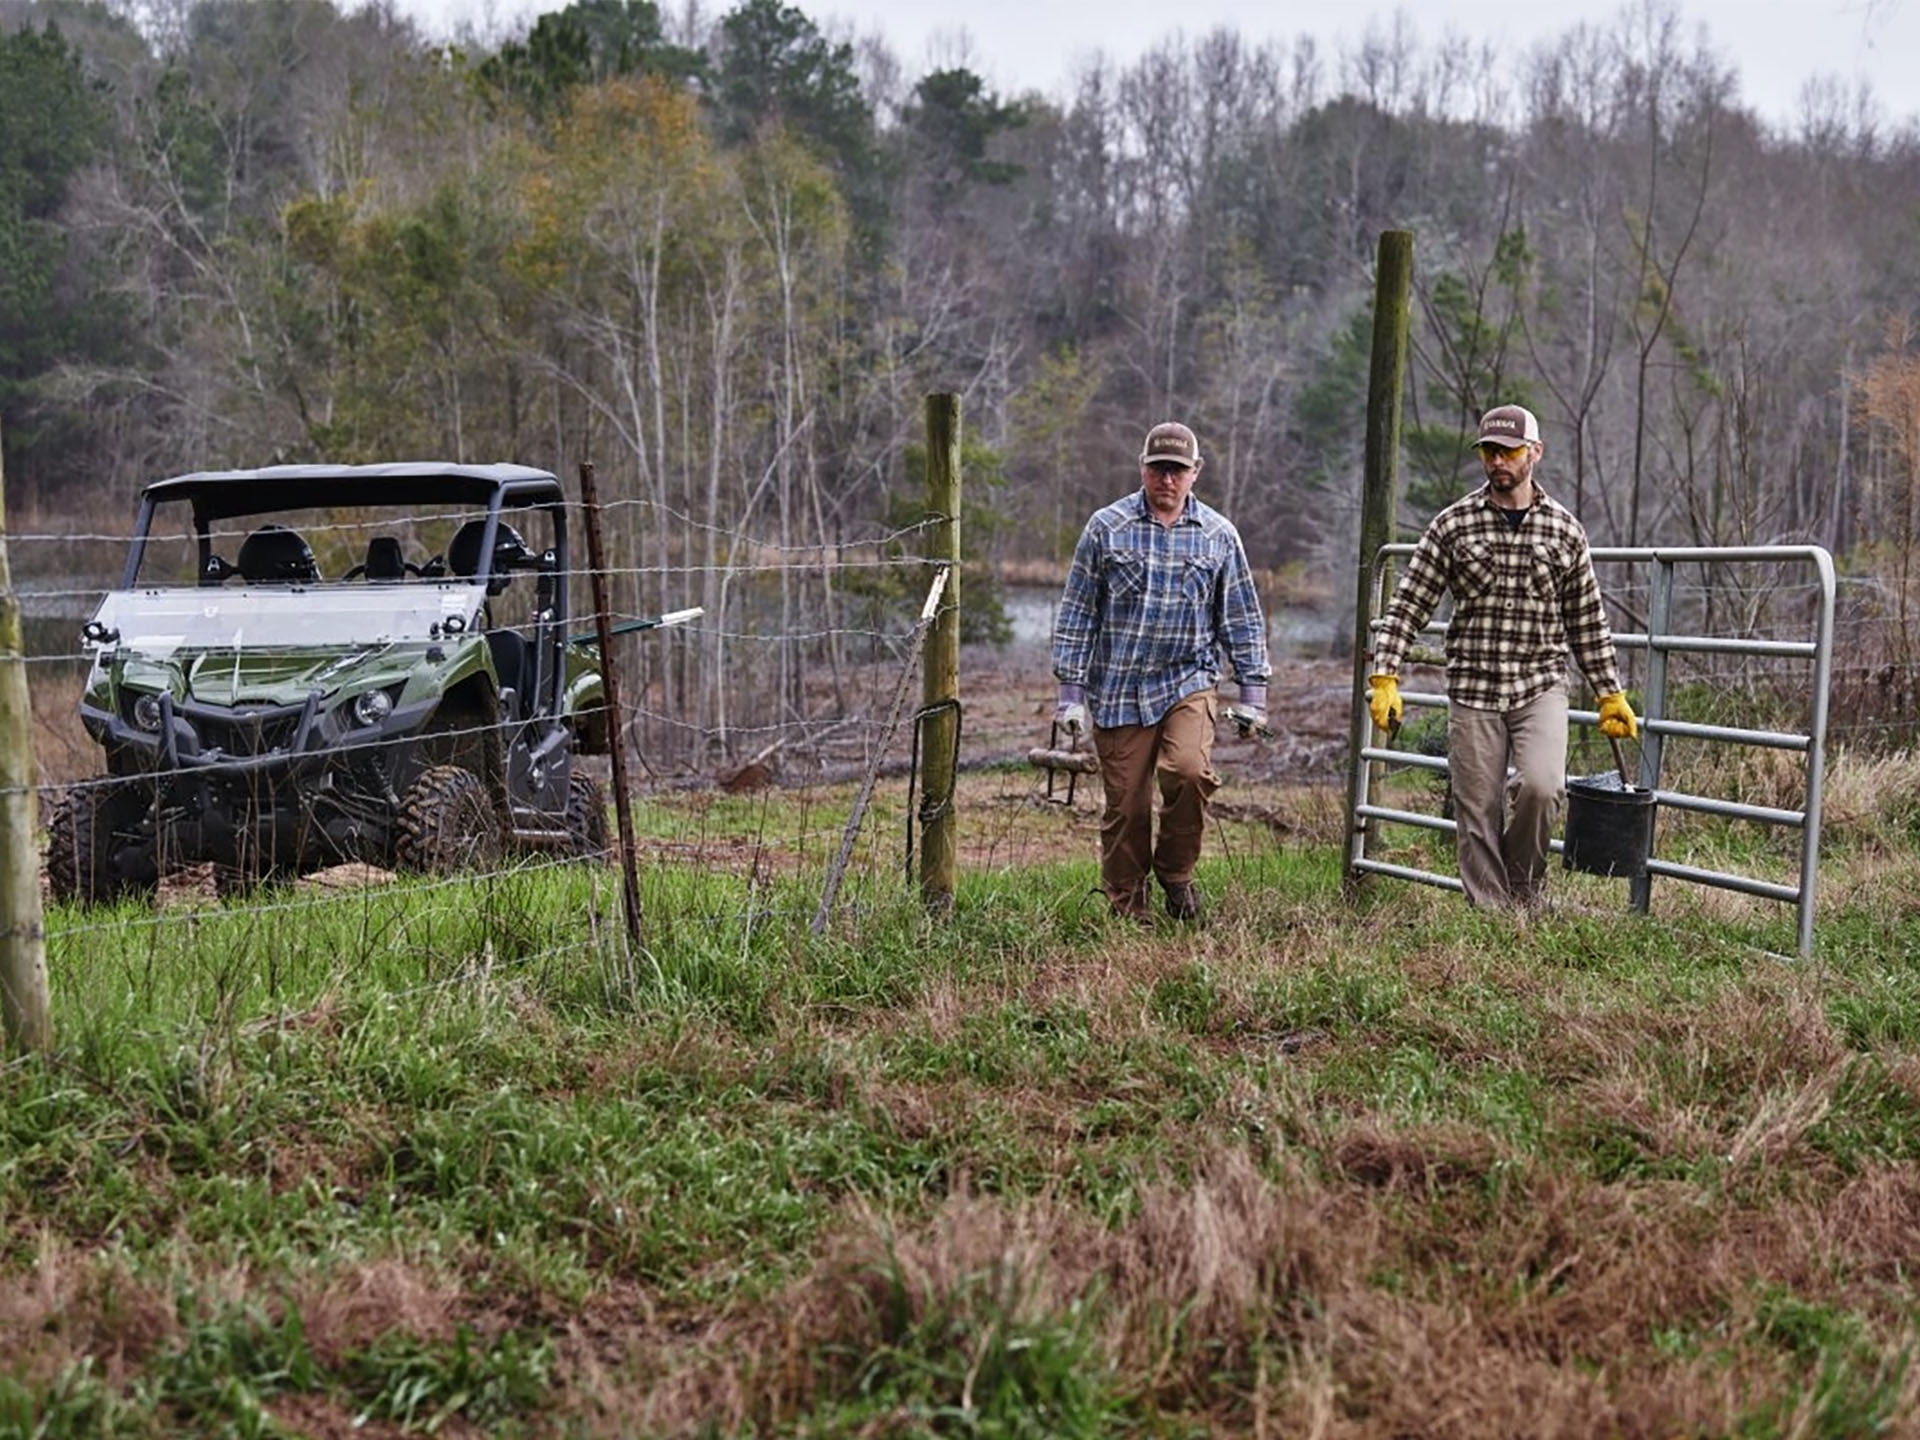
1371, 484, 1621, 710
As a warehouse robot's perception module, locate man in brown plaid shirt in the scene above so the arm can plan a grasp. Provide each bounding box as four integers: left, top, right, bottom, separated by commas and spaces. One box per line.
1366, 404, 1638, 911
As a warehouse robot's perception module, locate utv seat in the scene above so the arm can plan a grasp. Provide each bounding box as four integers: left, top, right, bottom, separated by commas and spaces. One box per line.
361, 536, 408, 581
449, 518, 531, 597
237, 525, 320, 584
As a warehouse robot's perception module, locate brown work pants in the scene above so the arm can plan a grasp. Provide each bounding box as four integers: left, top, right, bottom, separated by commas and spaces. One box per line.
1447, 685, 1568, 911
1092, 690, 1220, 915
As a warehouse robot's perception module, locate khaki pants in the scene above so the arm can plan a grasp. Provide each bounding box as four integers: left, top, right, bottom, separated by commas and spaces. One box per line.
1092, 690, 1220, 914
1448, 686, 1568, 910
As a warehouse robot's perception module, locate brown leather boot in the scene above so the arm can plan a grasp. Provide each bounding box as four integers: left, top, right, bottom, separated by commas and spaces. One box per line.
1162, 880, 1203, 922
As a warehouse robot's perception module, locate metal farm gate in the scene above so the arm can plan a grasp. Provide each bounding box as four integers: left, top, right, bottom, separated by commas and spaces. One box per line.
1346, 545, 1836, 958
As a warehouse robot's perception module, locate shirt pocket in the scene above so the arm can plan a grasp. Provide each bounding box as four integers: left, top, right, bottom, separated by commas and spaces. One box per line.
1180, 554, 1220, 604
1529, 541, 1568, 603
1103, 552, 1146, 599
1453, 541, 1499, 599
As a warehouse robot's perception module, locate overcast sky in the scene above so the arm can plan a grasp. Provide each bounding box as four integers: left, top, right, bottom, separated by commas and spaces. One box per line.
402, 0, 1920, 131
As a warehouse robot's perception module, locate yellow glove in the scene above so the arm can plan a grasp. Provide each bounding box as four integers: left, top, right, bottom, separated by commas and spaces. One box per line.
1368, 674, 1403, 732
1598, 691, 1638, 740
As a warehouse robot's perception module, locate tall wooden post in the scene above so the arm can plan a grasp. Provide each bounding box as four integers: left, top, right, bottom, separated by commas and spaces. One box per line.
578, 461, 643, 955
1344, 230, 1414, 881
0, 428, 51, 1052
919, 394, 961, 914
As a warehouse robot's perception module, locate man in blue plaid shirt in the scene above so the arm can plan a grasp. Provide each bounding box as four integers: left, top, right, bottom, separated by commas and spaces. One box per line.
1052, 421, 1270, 922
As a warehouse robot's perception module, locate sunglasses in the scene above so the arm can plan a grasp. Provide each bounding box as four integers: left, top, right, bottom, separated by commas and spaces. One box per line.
1476, 440, 1529, 459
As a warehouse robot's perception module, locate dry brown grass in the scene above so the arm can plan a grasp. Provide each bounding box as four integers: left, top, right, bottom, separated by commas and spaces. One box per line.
294, 1260, 464, 1365
0, 1237, 176, 1389
30, 666, 92, 789
554, 1138, 1920, 1437
20, 699, 1920, 1434
511, 839, 1920, 1435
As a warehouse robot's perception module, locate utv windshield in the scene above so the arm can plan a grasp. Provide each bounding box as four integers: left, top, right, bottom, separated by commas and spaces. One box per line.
87, 585, 485, 654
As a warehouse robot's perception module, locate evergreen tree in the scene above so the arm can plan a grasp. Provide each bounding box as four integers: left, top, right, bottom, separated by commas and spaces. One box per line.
477, 0, 703, 116
899, 67, 1027, 213
0, 18, 120, 501
711, 0, 883, 251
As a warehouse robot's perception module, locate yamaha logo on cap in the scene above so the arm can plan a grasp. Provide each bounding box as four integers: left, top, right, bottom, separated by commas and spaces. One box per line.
1476, 404, 1540, 447
1141, 421, 1202, 467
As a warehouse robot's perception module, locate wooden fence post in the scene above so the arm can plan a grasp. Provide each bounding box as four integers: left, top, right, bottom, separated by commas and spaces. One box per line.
1344, 230, 1414, 883
0, 427, 51, 1052
919, 394, 961, 914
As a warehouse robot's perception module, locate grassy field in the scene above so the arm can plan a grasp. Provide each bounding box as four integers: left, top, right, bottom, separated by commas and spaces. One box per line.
5, 761, 1920, 1437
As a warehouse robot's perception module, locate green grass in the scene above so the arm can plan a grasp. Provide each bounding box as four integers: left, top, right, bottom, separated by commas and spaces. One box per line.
8, 774, 1920, 1436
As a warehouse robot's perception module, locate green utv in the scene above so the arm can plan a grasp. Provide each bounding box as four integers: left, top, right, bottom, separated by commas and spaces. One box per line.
49, 463, 615, 902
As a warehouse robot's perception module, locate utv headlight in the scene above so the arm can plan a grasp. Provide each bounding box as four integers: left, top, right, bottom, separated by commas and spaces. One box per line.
132, 694, 166, 733
351, 689, 395, 727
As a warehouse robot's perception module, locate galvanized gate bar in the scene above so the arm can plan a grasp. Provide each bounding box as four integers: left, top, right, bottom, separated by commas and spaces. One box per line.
1643, 858, 1801, 903
1613, 634, 1819, 659
1797, 548, 1837, 958
1652, 792, 1804, 827
1358, 747, 1449, 773
1356, 803, 1454, 834
1347, 543, 1835, 958
1352, 856, 1465, 892
1568, 709, 1813, 751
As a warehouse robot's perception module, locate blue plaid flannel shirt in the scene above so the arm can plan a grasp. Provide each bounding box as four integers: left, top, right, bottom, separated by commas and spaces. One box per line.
1052, 490, 1270, 729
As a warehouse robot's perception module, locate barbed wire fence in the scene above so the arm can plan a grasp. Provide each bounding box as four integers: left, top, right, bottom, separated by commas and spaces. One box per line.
5, 399, 1913, 1049
3, 401, 1123, 1049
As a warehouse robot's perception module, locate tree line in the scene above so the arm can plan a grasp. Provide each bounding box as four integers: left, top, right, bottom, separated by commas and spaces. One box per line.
4, 0, 1919, 754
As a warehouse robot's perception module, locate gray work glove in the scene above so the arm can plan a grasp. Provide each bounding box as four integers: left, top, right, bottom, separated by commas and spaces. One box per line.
1231, 682, 1268, 736
1054, 682, 1088, 740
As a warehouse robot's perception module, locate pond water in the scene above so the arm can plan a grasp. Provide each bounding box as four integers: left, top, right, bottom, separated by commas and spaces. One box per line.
18, 585, 1343, 663
1000, 585, 1339, 658
17, 592, 107, 673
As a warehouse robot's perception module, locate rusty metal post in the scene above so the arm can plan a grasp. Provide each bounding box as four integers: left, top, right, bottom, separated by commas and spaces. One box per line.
578, 461, 642, 954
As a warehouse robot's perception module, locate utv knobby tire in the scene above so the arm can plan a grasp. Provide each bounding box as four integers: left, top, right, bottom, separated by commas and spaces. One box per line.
47, 783, 158, 906
394, 764, 502, 876
564, 770, 610, 859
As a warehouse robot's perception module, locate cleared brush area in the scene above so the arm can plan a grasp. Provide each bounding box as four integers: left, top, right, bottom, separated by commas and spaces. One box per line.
5, 764, 1920, 1437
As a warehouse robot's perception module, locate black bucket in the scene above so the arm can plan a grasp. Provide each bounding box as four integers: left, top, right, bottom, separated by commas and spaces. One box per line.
1562, 770, 1656, 878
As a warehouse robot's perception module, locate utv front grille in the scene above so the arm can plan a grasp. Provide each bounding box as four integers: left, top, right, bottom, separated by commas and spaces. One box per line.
196, 706, 305, 757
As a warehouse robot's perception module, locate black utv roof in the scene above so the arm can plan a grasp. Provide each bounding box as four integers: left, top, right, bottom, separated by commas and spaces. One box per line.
140, 463, 566, 522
